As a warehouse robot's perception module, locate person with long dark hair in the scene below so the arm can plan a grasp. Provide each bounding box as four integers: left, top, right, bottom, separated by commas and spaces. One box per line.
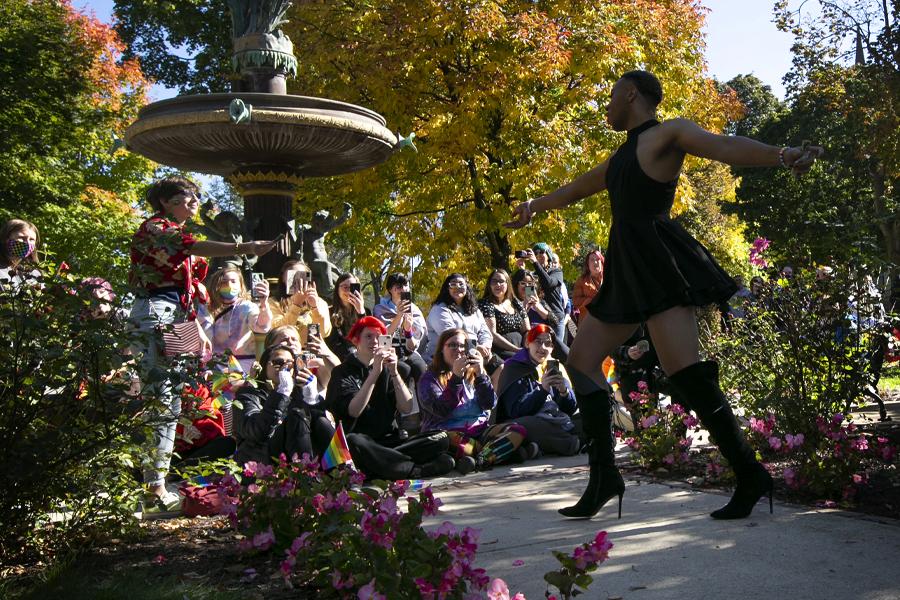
423, 273, 492, 363
506, 70, 822, 520
478, 269, 530, 359
326, 272, 369, 362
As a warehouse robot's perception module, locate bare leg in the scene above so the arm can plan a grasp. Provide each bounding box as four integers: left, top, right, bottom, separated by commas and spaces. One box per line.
567, 314, 638, 391
559, 314, 637, 518
644, 305, 700, 375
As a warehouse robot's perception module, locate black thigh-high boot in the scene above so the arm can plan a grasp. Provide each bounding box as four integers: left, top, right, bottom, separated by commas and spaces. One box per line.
558, 366, 624, 519
668, 361, 773, 519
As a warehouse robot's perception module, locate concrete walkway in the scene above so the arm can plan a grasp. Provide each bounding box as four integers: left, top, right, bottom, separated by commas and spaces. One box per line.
425, 452, 900, 600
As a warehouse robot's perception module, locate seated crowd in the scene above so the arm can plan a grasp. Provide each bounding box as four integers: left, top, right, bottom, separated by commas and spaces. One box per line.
2, 177, 607, 514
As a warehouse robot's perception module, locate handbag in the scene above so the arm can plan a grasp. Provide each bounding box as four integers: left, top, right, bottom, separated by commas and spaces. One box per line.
179, 481, 224, 517
161, 319, 208, 357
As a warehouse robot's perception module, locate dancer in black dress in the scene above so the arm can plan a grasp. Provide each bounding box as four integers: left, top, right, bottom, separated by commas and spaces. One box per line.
506, 70, 822, 520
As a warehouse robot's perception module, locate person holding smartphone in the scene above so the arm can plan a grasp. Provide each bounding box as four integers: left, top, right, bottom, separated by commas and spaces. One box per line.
423, 274, 494, 365
264, 324, 340, 393
496, 324, 580, 458
418, 329, 531, 473
373, 273, 428, 383
269, 259, 332, 344
327, 273, 371, 362
326, 317, 455, 480
233, 344, 334, 465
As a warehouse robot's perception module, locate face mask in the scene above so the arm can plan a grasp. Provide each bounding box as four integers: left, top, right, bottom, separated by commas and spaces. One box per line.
6, 238, 35, 260
218, 286, 240, 302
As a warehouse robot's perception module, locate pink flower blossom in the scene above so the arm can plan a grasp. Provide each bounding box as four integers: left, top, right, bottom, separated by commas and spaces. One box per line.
289, 532, 311, 554
251, 527, 275, 551
768, 436, 783, 451
853, 437, 869, 451
783, 467, 798, 489
151, 553, 166, 565
512, 559, 525, 567
852, 473, 868, 485
663, 454, 675, 465
487, 578, 511, 600
637, 380, 649, 392
419, 487, 443, 516
357, 579, 386, 600
682, 414, 699, 428
331, 570, 354, 590
628, 390, 642, 402
670, 403, 685, 415
639, 415, 659, 429
832, 413, 844, 425
784, 433, 805, 449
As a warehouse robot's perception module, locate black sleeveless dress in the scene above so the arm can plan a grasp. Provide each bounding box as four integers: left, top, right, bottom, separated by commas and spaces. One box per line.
587, 119, 737, 323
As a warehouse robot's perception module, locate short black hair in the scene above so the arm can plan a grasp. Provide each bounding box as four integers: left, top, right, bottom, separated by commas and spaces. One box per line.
146, 176, 199, 213
620, 70, 663, 108
385, 273, 408, 289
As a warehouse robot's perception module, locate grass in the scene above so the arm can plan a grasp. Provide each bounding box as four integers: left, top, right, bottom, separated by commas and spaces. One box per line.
879, 364, 900, 392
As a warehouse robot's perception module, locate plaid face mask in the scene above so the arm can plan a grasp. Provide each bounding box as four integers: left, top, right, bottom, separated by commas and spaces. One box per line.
6, 238, 35, 260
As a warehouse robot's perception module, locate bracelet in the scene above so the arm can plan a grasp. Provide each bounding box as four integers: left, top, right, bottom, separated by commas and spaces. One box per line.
778, 147, 790, 168
523, 199, 534, 220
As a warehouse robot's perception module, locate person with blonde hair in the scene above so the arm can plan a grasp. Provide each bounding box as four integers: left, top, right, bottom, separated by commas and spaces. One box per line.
269, 259, 332, 341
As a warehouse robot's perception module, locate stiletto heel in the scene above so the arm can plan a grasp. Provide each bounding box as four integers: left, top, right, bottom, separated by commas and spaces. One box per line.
617, 491, 623, 519
768, 485, 774, 514
558, 466, 625, 519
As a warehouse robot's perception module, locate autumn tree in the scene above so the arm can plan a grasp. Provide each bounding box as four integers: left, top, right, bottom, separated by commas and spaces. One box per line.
0, 0, 154, 283
773, 0, 898, 268
115, 1, 745, 296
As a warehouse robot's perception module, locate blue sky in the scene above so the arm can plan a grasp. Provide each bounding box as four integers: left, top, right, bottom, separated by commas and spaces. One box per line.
76, 0, 796, 99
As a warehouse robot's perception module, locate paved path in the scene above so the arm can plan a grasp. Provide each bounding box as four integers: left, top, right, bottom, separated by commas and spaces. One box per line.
425, 453, 900, 600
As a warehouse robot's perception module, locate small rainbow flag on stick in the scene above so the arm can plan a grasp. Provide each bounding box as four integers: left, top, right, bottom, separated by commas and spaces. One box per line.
321, 422, 353, 470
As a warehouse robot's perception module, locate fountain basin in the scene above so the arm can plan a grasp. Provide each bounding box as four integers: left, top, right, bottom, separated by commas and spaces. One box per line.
124, 93, 399, 177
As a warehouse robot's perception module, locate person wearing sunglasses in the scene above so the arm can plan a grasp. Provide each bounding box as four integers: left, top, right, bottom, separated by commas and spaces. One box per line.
233, 344, 333, 466
129, 176, 277, 514
497, 324, 580, 458
423, 273, 493, 364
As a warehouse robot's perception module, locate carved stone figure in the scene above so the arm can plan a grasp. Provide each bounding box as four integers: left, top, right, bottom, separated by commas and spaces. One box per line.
198, 201, 261, 279
297, 202, 352, 294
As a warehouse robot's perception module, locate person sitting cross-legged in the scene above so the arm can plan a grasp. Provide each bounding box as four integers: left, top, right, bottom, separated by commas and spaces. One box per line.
418, 328, 529, 474
326, 316, 455, 481
233, 344, 334, 465
497, 324, 581, 457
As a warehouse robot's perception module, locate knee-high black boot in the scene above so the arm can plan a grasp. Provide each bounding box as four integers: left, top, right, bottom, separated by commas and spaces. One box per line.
558, 381, 624, 519
668, 361, 773, 520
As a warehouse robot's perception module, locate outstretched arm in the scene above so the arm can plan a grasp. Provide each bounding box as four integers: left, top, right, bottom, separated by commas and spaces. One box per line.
666, 118, 822, 171
504, 159, 611, 229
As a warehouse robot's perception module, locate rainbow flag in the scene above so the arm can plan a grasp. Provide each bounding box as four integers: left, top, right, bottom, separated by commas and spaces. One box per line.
211, 353, 246, 403
321, 422, 353, 470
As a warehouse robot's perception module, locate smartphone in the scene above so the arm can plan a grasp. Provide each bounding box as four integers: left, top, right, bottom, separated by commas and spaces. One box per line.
349, 282, 362, 294
514, 250, 527, 259
635, 340, 650, 353
400, 290, 412, 312
524, 284, 537, 299
307, 323, 320, 342
464, 337, 477, 355
545, 358, 560, 376
378, 334, 392, 350
250, 272, 265, 300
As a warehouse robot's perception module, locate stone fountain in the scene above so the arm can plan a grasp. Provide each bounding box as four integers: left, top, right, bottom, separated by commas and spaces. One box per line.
124, 0, 408, 281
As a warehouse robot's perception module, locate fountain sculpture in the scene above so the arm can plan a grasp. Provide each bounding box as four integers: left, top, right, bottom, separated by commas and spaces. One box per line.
124, 0, 408, 280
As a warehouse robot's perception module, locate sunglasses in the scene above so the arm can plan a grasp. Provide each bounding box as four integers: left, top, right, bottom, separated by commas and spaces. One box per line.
268, 358, 295, 369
